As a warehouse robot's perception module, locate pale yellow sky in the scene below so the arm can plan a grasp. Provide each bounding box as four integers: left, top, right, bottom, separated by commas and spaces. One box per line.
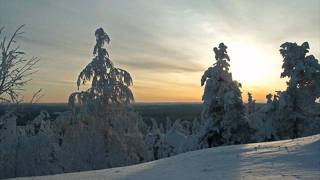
0, 0, 319, 103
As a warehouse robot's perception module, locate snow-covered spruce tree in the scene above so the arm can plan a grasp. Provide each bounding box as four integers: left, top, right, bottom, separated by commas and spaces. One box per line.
266, 93, 273, 104
199, 43, 253, 148
247, 92, 256, 114
64, 28, 151, 170
69, 27, 133, 113
248, 92, 279, 141
276, 42, 320, 138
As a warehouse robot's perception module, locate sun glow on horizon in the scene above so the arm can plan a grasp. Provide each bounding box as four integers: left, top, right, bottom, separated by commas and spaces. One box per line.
228, 43, 276, 87
1, 0, 318, 103
221, 42, 286, 102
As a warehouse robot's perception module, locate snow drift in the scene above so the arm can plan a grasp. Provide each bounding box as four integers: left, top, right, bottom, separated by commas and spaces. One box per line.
16, 134, 320, 180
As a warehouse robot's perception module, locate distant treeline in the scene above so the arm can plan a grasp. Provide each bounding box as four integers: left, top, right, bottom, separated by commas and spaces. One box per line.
0, 103, 266, 126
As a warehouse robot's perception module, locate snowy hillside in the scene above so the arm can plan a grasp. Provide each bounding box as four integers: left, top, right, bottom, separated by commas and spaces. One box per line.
16, 134, 320, 180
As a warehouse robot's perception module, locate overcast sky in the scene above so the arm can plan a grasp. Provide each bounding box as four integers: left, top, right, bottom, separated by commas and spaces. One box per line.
1, 0, 319, 102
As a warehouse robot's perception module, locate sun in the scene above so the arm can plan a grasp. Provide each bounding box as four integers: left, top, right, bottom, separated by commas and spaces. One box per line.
227, 43, 274, 87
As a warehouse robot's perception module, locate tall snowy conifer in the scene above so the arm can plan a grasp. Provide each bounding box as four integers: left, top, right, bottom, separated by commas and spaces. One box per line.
277, 42, 320, 138
69, 28, 134, 112
200, 43, 252, 147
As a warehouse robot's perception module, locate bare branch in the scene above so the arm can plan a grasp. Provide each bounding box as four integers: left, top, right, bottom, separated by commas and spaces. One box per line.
6, 25, 25, 53
30, 88, 44, 104
0, 25, 40, 103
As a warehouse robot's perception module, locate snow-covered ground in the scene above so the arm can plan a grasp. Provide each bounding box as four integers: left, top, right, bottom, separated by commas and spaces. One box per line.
15, 134, 320, 180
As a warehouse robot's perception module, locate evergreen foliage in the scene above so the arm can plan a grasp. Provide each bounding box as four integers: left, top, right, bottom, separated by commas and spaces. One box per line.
276, 42, 320, 138
247, 92, 255, 114
200, 43, 252, 147
69, 28, 134, 111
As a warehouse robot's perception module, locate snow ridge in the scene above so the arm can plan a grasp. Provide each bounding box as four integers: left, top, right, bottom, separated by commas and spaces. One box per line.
16, 134, 320, 180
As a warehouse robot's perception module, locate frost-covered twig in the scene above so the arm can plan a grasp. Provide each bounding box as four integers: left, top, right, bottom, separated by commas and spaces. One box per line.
0, 25, 40, 103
